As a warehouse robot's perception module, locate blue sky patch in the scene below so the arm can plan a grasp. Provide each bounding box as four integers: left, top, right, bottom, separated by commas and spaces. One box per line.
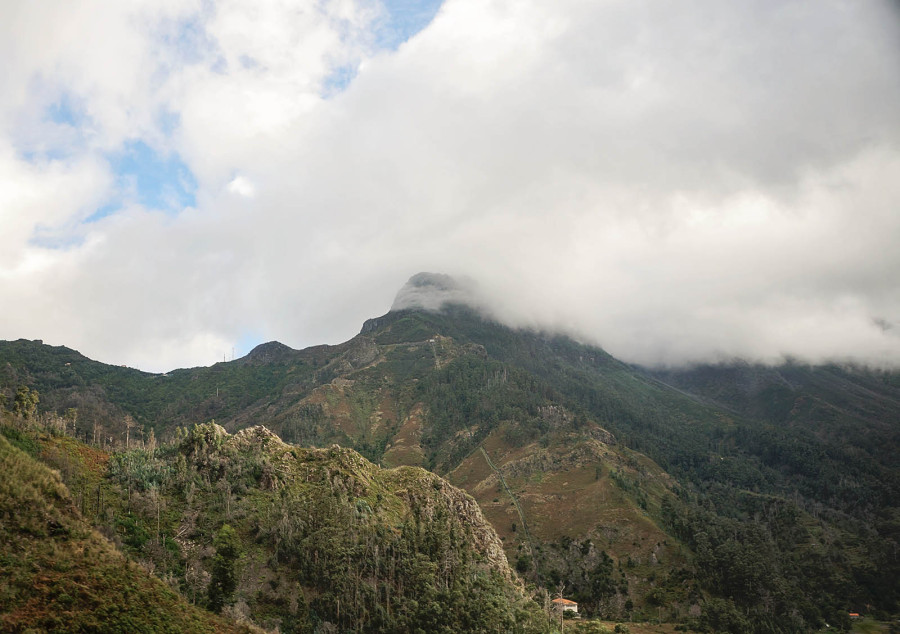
17, 91, 90, 162
376, 0, 444, 50
157, 109, 181, 137
162, 16, 211, 66
323, 0, 443, 95
323, 63, 360, 96
46, 92, 84, 127
91, 140, 197, 220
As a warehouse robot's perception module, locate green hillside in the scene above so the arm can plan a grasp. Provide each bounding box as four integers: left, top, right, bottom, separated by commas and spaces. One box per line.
1, 416, 549, 633
2, 288, 899, 632
0, 420, 254, 633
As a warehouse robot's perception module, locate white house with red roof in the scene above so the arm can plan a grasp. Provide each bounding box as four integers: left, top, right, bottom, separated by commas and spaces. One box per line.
552, 598, 578, 613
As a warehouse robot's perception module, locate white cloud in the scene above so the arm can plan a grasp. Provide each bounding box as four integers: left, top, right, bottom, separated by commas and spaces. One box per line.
0, 146, 111, 268
1, 0, 899, 371
227, 175, 256, 197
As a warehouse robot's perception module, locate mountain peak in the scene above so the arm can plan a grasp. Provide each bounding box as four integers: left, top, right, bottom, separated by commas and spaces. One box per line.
244, 340, 295, 364
390, 272, 479, 313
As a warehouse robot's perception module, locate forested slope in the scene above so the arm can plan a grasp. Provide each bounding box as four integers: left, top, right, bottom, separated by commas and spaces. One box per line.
2, 292, 899, 632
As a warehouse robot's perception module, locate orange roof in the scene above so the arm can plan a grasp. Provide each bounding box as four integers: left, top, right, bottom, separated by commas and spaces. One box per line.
849, 613, 860, 617
552, 598, 577, 605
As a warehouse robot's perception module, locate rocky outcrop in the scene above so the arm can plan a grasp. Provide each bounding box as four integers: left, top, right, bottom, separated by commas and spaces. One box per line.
389, 466, 516, 583
179, 424, 521, 585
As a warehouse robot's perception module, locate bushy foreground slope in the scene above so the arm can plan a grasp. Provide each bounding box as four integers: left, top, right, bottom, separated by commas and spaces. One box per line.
0, 429, 252, 634
2, 420, 551, 633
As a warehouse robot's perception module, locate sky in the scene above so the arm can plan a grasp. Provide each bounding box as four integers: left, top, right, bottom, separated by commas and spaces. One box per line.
1, 0, 899, 372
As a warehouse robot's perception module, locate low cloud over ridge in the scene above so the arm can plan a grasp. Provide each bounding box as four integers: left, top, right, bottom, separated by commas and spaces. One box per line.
1, 0, 899, 371
390, 273, 481, 313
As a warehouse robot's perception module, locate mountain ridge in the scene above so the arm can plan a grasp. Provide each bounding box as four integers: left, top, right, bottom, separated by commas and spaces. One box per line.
2, 274, 899, 631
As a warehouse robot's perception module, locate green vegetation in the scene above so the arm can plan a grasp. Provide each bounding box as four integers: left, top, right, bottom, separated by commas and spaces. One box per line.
13, 385, 39, 418
0, 421, 251, 633
1, 413, 553, 633
208, 524, 241, 613
366, 308, 900, 631
2, 299, 899, 633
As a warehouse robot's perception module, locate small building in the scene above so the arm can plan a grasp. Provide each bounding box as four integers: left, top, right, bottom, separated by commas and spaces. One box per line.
849, 613, 861, 619
552, 598, 578, 613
